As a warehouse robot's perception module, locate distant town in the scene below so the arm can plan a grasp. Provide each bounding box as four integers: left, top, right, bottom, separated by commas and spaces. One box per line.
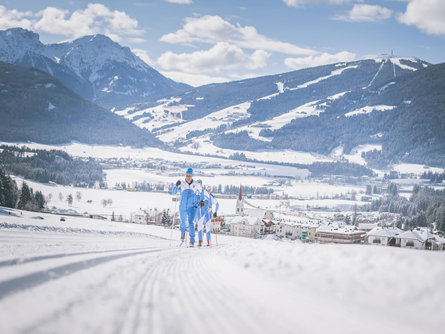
126, 185, 445, 251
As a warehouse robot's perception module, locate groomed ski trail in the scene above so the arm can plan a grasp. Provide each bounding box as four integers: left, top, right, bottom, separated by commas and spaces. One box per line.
1, 211, 444, 334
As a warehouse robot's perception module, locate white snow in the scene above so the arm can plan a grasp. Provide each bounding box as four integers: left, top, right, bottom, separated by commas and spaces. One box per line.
345, 105, 395, 117
47, 102, 56, 111
0, 208, 444, 334
379, 81, 395, 92
113, 106, 136, 117
157, 102, 252, 143
343, 144, 382, 166
180, 137, 333, 165
392, 164, 444, 175
230, 92, 347, 142
289, 65, 359, 91
257, 92, 279, 101
113, 97, 192, 132
390, 58, 418, 71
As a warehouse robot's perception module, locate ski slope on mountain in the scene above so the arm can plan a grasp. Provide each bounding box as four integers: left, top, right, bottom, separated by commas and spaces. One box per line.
1, 209, 444, 334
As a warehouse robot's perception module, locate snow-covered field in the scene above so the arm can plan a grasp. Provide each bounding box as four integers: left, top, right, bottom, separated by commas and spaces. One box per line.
10, 174, 368, 220
1, 207, 444, 334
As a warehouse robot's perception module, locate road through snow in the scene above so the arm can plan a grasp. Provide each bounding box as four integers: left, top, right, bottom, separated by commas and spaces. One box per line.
1, 208, 444, 334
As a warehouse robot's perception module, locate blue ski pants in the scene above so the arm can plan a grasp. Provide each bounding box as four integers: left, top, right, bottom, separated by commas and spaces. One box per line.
198, 212, 212, 242
180, 206, 196, 243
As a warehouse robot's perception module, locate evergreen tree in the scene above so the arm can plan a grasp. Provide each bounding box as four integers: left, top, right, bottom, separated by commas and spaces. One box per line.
34, 191, 45, 209
366, 185, 372, 195
0, 170, 18, 208
387, 183, 398, 197
17, 182, 33, 209
67, 194, 73, 205
161, 210, 171, 226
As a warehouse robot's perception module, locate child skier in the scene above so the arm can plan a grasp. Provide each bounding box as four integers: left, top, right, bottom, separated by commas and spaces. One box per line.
205, 187, 219, 246
197, 185, 219, 247
196, 180, 209, 247
172, 168, 203, 247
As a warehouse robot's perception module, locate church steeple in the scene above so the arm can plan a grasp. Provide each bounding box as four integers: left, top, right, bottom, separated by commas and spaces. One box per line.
236, 185, 245, 216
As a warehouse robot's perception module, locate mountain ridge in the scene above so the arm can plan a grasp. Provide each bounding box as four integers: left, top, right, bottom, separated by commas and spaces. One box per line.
0, 28, 190, 108
113, 56, 444, 168
0, 61, 164, 147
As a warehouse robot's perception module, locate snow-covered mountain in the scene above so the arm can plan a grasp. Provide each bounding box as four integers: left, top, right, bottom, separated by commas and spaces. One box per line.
114, 56, 444, 167
0, 61, 163, 147
0, 28, 189, 108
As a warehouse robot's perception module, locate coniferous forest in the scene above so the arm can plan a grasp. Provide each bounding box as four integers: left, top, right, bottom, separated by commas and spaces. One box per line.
0, 145, 103, 187
368, 183, 445, 233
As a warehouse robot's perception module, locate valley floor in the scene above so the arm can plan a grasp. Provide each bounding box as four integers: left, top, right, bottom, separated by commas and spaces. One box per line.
0, 208, 444, 334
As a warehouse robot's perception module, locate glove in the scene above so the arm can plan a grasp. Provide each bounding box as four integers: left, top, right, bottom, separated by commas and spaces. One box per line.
176, 180, 181, 187
199, 200, 205, 208
213, 212, 217, 218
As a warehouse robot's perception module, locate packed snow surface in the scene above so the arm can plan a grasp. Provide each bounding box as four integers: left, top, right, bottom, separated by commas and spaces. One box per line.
0, 208, 444, 334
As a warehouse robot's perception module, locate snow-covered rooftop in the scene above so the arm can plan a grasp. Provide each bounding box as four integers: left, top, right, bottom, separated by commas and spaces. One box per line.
227, 215, 261, 226
367, 226, 402, 238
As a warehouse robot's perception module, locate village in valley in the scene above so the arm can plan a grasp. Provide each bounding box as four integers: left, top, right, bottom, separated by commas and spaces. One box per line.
129, 183, 445, 251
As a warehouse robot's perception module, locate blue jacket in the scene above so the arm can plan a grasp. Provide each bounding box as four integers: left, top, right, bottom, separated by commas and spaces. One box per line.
172, 179, 203, 210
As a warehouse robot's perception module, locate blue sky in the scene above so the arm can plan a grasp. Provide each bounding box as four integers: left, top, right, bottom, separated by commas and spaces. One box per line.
1, 0, 444, 86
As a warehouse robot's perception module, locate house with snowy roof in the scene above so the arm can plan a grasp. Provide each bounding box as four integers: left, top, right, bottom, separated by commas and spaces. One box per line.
228, 215, 262, 239
396, 230, 426, 249
366, 227, 403, 246
358, 222, 378, 232
315, 223, 365, 244
431, 235, 445, 251
276, 221, 319, 241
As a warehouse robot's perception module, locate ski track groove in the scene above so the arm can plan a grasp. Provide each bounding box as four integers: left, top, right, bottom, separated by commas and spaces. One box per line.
0, 248, 169, 299
114, 249, 177, 334
166, 250, 264, 334
3, 242, 294, 334
16, 249, 175, 334
0, 247, 162, 268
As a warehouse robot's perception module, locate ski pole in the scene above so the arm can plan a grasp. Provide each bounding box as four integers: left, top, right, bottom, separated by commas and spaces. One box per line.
215, 223, 218, 247
169, 191, 179, 247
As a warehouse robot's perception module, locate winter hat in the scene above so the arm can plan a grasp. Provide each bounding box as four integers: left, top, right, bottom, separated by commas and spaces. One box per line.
186, 168, 193, 175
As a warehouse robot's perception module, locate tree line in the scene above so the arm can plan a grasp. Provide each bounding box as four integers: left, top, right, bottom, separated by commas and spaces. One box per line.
0, 145, 103, 187
0, 169, 45, 211
367, 183, 445, 232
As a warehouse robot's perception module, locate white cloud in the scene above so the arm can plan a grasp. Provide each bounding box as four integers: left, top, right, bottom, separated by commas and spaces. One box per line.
157, 42, 270, 73
0, 4, 144, 42
132, 48, 155, 66
398, 0, 445, 35
160, 15, 317, 56
333, 4, 393, 22
283, 0, 354, 8
161, 71, 229, 87
285, 51, 356, 70
34, 3, 143, 39
0, 5, 34, 30
164, 0, 193, 4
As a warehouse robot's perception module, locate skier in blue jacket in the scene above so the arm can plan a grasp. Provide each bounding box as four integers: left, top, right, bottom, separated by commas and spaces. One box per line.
172, 168, 203, 247
196, 185, 219, 247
